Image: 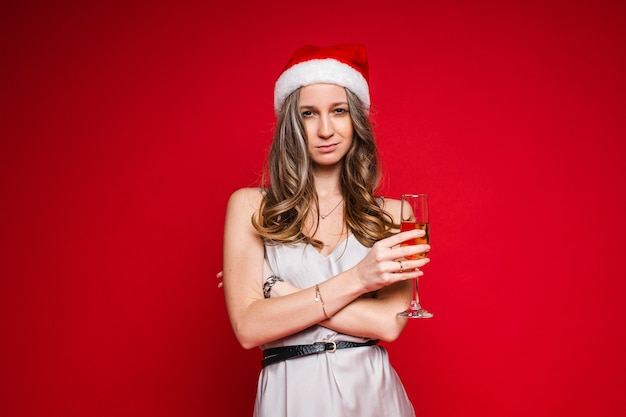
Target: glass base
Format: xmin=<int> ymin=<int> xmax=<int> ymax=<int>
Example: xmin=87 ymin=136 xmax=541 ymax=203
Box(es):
xmin=397 ymin=302 xmax=434 ymax=319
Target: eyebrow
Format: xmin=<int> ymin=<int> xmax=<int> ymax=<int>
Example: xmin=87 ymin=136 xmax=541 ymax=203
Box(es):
xmin=299 ymin=102 xmax=349 ymax=109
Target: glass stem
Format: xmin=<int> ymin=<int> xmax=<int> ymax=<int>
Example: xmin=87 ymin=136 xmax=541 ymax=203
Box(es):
xmin=412 ymin=277 xmax=421 ymax=310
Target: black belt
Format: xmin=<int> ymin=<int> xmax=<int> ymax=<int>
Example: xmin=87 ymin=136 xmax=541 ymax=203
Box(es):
xmin=262 ymin=339 xmax=379 ymax=367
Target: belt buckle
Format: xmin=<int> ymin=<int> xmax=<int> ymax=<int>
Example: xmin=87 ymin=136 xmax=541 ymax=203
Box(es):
xmin=315 ymin=340 xmax=337 ymax=353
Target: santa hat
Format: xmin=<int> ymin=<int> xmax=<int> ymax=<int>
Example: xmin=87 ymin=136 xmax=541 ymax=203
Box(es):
xmin=273 ymin=43 xmax=371 ymax=115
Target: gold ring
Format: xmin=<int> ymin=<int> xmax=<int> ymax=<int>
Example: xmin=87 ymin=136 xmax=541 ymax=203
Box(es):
xmin=397 ymin=260 xmax=404 ymax=272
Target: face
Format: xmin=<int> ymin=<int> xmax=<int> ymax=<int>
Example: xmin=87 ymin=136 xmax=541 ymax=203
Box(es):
xmin=299 ymin=83 xmax=354 ymax=168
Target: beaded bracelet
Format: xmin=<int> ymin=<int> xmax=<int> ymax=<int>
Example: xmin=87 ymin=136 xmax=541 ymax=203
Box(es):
xmin=263 ymin=275 xmax=283 ymax=299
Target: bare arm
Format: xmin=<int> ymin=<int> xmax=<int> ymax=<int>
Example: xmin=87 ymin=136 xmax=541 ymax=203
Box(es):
xmin=270 ymin=279 xmax=419 ymax=342
xmin=267 ymin=198 xmax=430 ymax=341
xmin=223 ymin=187 xmax=362 ymax=348
xmin=223 ymin=189 xmax=429 ymax=349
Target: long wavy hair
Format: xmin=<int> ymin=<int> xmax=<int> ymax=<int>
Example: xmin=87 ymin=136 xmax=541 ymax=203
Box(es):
xmin=252 ymin=87 xmax=396 ymax=249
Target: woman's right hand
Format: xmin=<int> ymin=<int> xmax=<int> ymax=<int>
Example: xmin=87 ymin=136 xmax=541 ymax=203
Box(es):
xmin=354 ymin=229 xmax=430 ymax=293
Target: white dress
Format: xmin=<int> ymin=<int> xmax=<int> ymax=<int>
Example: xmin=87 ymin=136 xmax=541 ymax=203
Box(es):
xmin=254 ymin=234 xmax=415 ymax=417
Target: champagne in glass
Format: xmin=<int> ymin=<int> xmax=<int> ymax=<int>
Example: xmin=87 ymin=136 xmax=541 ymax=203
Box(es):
xmin=400 ymin=222 xmax=430 ymax=258
xmin=397 ymin=193 xmax=433 ymax=319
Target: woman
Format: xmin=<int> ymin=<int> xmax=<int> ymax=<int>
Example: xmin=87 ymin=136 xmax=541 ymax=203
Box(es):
xmin=222 ymin=44 xmax=431 ymax=417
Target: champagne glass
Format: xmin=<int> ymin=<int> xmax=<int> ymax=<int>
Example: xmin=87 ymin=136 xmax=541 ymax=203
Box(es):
xmin=397 ymin=193 xmax=433 ymax=319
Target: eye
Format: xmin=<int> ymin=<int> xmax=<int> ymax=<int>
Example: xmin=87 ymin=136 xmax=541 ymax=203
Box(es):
xmin=334 ymin=107 xmax=349 ymax=115
xmin=301 ymin=110 xmax=313 ymax=118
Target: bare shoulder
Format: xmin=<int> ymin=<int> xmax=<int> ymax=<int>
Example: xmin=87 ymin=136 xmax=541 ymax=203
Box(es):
xmin=380 ymin=196 xmax=402 ymax=223
xmin=228 ymin=187 xmax=264 ymax=205
xmin=226 ymin=187 xmax=264 ymax=218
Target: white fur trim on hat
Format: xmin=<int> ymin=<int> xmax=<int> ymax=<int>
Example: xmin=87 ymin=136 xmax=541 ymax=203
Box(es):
xmin=273 ymin=58 xmax=370 ymax=114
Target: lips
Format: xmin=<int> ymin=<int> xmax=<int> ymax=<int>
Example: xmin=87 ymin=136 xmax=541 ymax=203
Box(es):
xmin=317 ymin=143 xmax=338 ymax=153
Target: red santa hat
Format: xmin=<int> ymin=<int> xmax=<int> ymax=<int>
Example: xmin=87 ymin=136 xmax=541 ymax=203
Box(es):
xmin=273 ymin=43 xmax=371 ymax=115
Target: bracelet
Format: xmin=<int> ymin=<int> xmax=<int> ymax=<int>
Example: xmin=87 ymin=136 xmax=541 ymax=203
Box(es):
xmin=263 ymin=275 xmax=283 ymax=298
xmin=314 ymin=283 xmax=332 ymax=319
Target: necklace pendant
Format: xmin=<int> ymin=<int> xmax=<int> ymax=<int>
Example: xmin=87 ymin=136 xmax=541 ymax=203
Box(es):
xmin=319 ymin=198 xmax=343 ymax=220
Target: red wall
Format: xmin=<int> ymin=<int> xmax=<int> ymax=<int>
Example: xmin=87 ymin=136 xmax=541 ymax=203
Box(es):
xmin=2 ymin=1 xmax=625 ymax=416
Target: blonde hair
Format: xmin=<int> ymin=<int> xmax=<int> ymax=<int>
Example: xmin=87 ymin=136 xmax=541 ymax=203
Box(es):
xmin=253 ymin=88 xmax=395 ymax=249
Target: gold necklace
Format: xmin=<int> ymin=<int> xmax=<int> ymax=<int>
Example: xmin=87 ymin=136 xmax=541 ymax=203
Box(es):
xmin=319 ymin=199 xmax=344 ymax=219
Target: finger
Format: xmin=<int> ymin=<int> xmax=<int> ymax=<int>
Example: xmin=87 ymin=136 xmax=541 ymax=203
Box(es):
xmin=382 ymin=229 xmax=426 ymax=248
xmin=391 ymin=263 xmax=425 ymax=278
xmin=403 ymin=257 xmax=431 ymax=271
xmin=394 ymin=244 xmax=431 ymax=260
xmin=393 ymin=257 xmax=430 ymax=273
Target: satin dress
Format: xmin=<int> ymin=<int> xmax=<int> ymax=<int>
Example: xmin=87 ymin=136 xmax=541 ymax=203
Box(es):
xmin=254 ymin=234 xmax=415 ymax=417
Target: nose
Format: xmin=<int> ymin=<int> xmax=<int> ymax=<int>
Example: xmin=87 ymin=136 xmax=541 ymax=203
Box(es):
xmin=317 ymin=114 xmax=335 ymax=139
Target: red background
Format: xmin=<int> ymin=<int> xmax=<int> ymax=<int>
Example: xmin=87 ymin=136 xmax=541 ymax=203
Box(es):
xmin=2 ymin=1 xmax=625 ymax=416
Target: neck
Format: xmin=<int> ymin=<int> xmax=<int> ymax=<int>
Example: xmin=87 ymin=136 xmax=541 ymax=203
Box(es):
xmin=312 ymin=163 xmax=342 ymax=198
xmin=313 ymin=179 xmax=342 ymax=201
